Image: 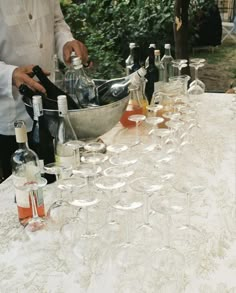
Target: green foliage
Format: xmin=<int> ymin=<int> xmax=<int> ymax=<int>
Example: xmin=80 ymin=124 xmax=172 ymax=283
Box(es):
xmin=60 ymin=0 xmax=216 ymax=79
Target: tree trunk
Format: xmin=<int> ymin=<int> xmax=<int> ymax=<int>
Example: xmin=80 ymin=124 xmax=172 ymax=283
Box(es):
xmin=174 ymin=0 xmax=191 ymax=76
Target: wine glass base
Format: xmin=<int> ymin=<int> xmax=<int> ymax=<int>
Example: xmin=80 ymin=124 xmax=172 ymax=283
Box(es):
xmin=25 ymin=218 xmax=46 ymax=233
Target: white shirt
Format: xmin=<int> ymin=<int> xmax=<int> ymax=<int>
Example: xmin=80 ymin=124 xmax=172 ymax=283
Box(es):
xmin=0 ymin=0 xmax=74 ymax=135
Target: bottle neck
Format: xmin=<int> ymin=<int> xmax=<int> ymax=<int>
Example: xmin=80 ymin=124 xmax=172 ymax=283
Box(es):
xmin=164 ymin=48 xmax=171 ymax=56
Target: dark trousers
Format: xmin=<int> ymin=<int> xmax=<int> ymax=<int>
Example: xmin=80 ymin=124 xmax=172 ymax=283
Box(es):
xmin=0 ymin=133 xmax=32 ymax=182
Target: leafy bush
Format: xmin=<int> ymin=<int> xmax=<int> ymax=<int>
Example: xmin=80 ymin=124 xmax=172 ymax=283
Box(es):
xmin=61 ymin=0 xmax=216 ymax=79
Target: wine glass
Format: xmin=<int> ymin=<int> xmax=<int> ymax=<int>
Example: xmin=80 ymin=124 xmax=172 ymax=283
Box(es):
xmin=84 ymin=141 xmax=106 ymax=153
xmin=171 ymin=59 xmax=188 ymax=76
xmin=65 ymin=140 xmax=85 ymax=168
xmin=15 ymin=177 xmax=47 ymax=233
xmin=44 ymin=162 xmax=72 ymax=222
xmin=107 ymin=143 xmax=136 ymax=166
xmin=95 ymin=176 xmax=126 ymax=226
xmin=172 ymin=172 xmax=207 ymax=253
xmin=188 ymin=58 xmax=206 ymax=95
xmin=128 ymin=114 xmax=146 ymax=145
xmin=129 ymin=177 xmax=162 ymax=229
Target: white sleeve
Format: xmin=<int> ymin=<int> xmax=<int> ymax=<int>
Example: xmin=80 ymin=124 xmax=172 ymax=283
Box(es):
xmin=54 ymin=0 xmax=74 ymax=63
xmin=0 ymin=61 xmax=17 ymax=98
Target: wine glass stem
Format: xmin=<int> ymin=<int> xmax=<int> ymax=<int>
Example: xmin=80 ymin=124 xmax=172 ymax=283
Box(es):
xmin=84 ymin=207 xmax=89 ymax=235
xmin=125 ymin=211 xmax=131 ymax=244
xmin=30 ymin=190 xmax=39 ymax=219
xmin=186 ymin=192 xmax=191 ymax=227
xmin=165 ymin=212 xmax=171 ymax=247
xmin=195 ymin=67 xmax=199 ymax=81
xmin=135 ymin=121 xmax=139 ymax=144
xmin=143 ymin=193 xmax=150 ymax=225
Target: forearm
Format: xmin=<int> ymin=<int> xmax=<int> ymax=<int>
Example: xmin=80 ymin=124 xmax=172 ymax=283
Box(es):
xmin=0 ymin=61 xmax=17 ymax=98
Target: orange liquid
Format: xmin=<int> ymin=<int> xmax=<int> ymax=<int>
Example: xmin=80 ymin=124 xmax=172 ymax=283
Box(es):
xmin=17 ymin=195 xmax=45 ymax=226
xmin=120 ymin=104 xmax=143 ymax=128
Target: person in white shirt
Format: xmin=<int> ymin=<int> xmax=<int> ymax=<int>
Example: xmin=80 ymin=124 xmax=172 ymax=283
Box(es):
xmin=0 ymin=0 xmax=88 ymax=180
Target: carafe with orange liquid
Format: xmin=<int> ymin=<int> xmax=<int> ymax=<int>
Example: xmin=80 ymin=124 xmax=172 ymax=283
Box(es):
xmin=120 ymin=81 xmax=149 ymax=128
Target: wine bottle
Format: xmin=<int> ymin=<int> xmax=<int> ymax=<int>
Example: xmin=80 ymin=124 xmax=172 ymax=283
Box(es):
xmin=32 ymin=65 xmax=79 ymax=110
xmin=55 ymin=95 xmax=80 ymax=168
xmin=11 ymin=120 xmax=45 ymax=226
xmin=97 ymin=67 xmax=147 ymax=106
xmin=72 ymin=57 xmax=97 ymax=107
xmin=130 ymin=45 xmax=141 ymax=74
xmin=30 ymin=95 xmax=56 ymax=184
xmin=160 ymin=44 xmax=174 ymax=82
xmin=19 ymin=84 xmax=57 ymax=110
xmin=145 ymin=43 xmax=156 ymax=68
xmin=145 ymin=46 xmax=159 ymax=103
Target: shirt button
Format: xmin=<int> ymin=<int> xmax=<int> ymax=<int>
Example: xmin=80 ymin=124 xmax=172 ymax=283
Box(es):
xmin=39 ymin=43 xmax=43 ymax=49
xmin=28 ymin=13 xmax=33 ymax=20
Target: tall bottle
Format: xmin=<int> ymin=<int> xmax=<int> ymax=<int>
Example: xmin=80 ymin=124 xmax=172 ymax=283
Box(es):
xmin=63 ymin=52 xmax=78 ymax=106
xmin=145 ymin=44 xmax=156 ymax=68
xmin=160 ymin=44 xmax=174 ymax=82
xmin=72 ymin=57 xmax=97 ymax=107
xmin=130 ymin=45 xmax=141 ymax=74
xmin=97 ymin=67 xmax=147 ymax=106
xmin=145 ymin=45 xmax=159 ymax=104
xmin=11 ymin=120 xmax=45 ymax=226
xmin=154 ymin=49 xmax=164 ymax=82
xmin=32 ymin=65 xmax=79 ymax=110
xmin=125 ymin=42 xmax=136 ymax=76
xmin=55 ymin=95 xmax=80 ymax=168
xmin=30 ymin=95 xmax=56 ymax=184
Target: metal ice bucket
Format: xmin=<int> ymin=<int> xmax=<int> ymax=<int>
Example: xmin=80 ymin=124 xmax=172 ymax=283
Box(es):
xmin=23 ymin=94 xmax=129 ymax=140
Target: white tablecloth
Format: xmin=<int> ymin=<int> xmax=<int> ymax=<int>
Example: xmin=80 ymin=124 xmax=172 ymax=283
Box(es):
xmin=0 ymin=93 xmax=236 ymax=293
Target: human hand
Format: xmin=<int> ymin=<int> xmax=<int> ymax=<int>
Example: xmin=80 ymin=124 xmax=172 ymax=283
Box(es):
xmin=12 ymin=65 xmax=50 ymax=94
xmin=63 ymin=40 xmax=88 ymax=65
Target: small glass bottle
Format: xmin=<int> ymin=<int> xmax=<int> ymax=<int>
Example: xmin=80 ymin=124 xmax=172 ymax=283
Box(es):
xmin=55 ymin=95 xmax=80 ymax=168
xmin=125 ymin=42 xmax=136 ymax=76
xmin=160 ymin=44 xmax=174 ymax=82
xmin=11 ymin=120 xmax=45 ymax=226
xmin=72 ymin=57 xmax=97 ymax=107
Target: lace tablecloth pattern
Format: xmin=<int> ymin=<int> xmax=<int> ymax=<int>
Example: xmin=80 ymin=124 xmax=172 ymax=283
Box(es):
xmin=0 ymin=93 xmax=236 ymax=293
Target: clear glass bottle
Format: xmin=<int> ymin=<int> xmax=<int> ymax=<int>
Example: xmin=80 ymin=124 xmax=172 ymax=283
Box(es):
xmin=11 ymin=120 xmax=45 ymax=226
xmin=72 ymin=57 xmax=97 ymax=107
xmin=31 ymin=95 xmax=56 ymax=184
xmin=63 ymin=52 xmax=78 ymax=106
xmin=125 ymin=42 xmax=136 ymax=76
xmin=160 ymin=44 xmax=174 ymax=82
xmin=154 ymin=49 xmax=164 ymax=82
xmin=55 ymin=95 xmax=80 ymax=168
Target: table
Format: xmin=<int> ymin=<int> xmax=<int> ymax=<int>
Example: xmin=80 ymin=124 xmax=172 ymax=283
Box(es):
xmin=0 ymin=93 xmax=236 ymax=293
